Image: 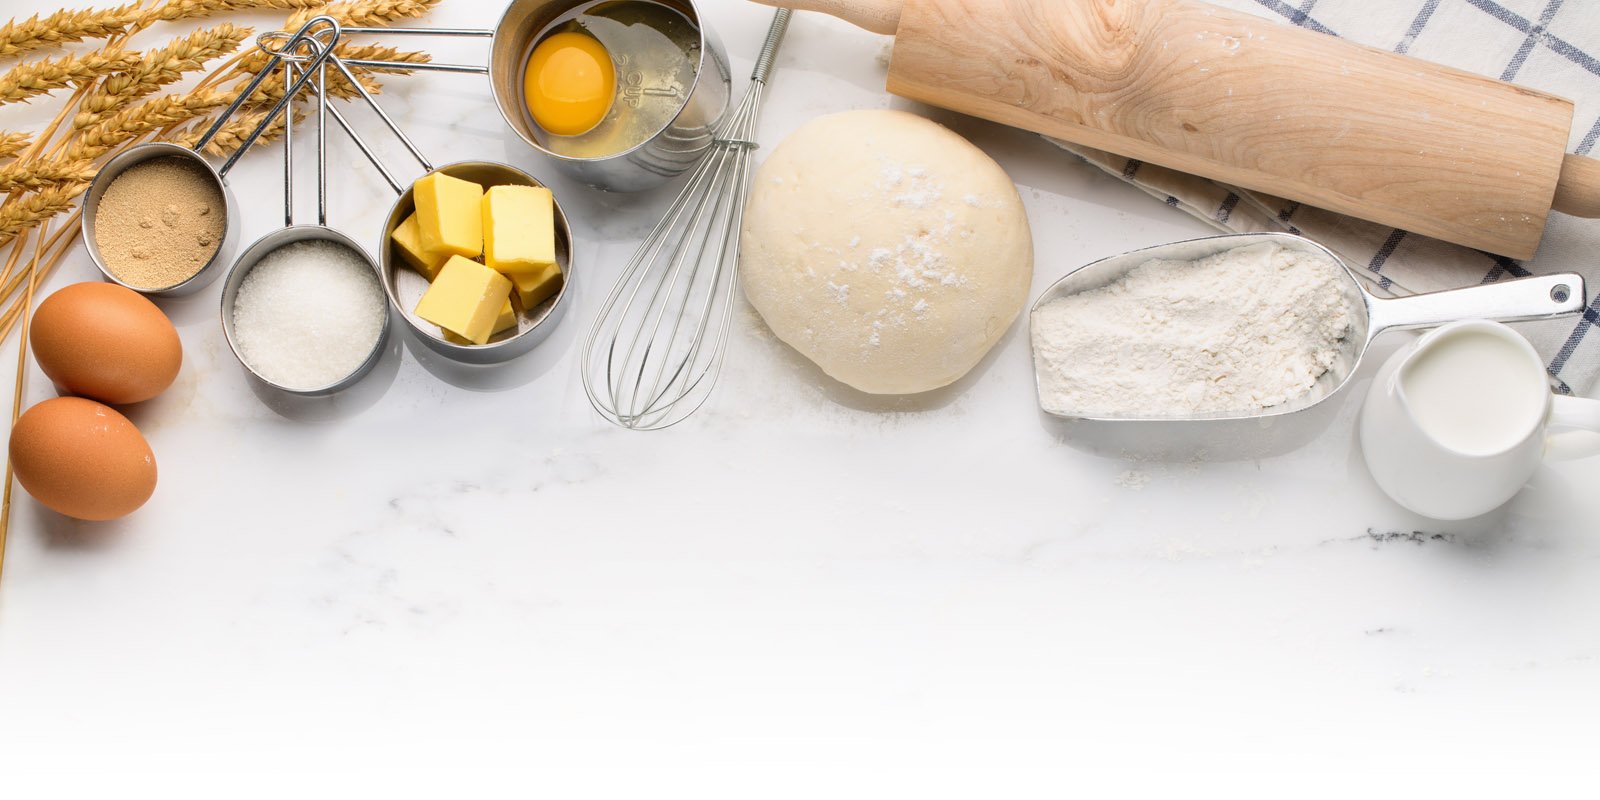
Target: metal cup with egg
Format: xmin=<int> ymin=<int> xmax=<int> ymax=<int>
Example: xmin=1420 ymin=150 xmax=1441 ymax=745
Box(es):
xmin=337 ymin=0 xmax=731 ymax=192
xmin=505 ymin=0 xmax=732 ymax=190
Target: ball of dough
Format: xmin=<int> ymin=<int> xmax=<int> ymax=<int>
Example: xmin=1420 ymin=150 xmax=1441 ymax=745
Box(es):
xmin=739 ymin=110 xmax=1032 ymax=395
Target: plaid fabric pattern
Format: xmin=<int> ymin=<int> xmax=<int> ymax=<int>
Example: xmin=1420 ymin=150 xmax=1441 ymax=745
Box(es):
xmin=1052 ymin=0 xmax=1600 ymax=395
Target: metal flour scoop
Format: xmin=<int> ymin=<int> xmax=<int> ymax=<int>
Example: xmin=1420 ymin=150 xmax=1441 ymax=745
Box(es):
xmin=1030 ymin=232 xmax=1586 ymax=459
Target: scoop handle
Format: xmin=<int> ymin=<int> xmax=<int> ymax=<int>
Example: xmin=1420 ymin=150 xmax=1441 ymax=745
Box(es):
xmin=750 ymin=0 xmax=901 ymax=34
xmin=1366 ymin=273 xmax=1586 ymax=335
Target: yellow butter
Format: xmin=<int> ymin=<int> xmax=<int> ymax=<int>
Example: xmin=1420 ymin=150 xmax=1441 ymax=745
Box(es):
xmin=494 ymin=297 xmax=518 ymax=334
xmin=444 ymin=299 xmax=517 ymax=344
xmin=483 ymin=185 xmax=557 ymax=275
xmin=414 ymin=256 xmax=512 ymax=345
xmin=390 ymin=212 xmax=450 ymax=280
xmin=413 ymin=172 xmax=484 ymax=260
xmin=510 ymin=262 xmax=563 ymax=310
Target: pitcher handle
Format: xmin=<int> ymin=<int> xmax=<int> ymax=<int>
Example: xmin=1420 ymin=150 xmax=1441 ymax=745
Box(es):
xmin=1545 ymin=395 xmax=1600 ymax=460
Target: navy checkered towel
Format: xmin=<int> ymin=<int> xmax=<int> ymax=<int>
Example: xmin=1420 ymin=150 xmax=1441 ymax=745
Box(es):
xmin=1053 ymin=0 xmax=1600 ymax=396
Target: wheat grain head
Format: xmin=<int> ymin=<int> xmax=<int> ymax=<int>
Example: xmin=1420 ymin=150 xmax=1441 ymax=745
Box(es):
xmin=138 ymin=0 xmax=326 ymax=28
xmin=286 ymin=0 xmax=443 ymax=31
xmin=73 ymin=23 xmax=249 ymax=129
xmin=0 ymin=48 xmax=142 ymax=106
xmin=0 ymin=132 xmax=29 ymax=160
xmin=0 ymin=182 xmax=88 ymax=246
xmin=66 ymin=87 xmax=236 ymax=162
xmin=0 ymin=4 xmax=142 ymax=61
xmin=0 ymin=158 xmax=97 ymax=194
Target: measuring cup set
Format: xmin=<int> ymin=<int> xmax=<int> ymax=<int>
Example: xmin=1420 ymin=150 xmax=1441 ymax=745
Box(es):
xmin=80 ymin=0 xmax=749 ymax=398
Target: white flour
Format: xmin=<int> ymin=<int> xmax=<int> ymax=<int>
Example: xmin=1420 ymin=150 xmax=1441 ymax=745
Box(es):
xmin=1031 ymin=242 xmax=1354 ymax=416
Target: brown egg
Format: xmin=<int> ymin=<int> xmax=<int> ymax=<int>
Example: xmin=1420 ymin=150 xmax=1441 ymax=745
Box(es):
xmin=30 ymin=282 xmax=182 ymax=404
xmin=9 ymin=397 xmax=157 ymax=521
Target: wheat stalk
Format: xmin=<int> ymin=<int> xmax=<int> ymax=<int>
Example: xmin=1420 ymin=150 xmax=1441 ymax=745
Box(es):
xmin=73 ymin=24 xmax=249 ymax=129
xmin=286 ymin=0 xmax=442 ymax=31
xmin=14 ymin=84 xmax=244 ymax=207
xmin=181 ymin=105 xmax=302 ymax=156
xmin=0 ymin=159 xmax=95 ymax=193
xmin=0 ymin=47 xmax=142 ymax=106
xmin=332 ymin=44 xmax=431 ymax=73
xmin=0 ymin=183 xmax=88 ymax=247
xmin=142 ymin=0 xmax=313 ymax=25
xmin=234 ymin=53 xmax=409 ymax=106
xmin=233 ymin=49 xmax=430 ymax=92
xmin=65 ymin=87 xmax=236 ymax=162
xmin=236 ymin=0 xmax=441 ymax=78
xmin=138 ymin=0 xmax=326 ymax=28
xmin=0 ymin=4 xmax=142 ymax=61
xmin=0 ymin=132 xmax=28 ymax=161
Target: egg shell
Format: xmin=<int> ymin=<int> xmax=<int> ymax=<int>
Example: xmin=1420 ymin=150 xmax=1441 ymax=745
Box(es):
xmin=30 ymin=282 xmax=182 ymax=404
xmin=9 ymin=396 xmax=157 ymax=521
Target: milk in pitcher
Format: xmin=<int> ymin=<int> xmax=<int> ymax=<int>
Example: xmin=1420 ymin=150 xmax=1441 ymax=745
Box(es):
xmin=1399 ymin=327 xmax=1546 ymax=455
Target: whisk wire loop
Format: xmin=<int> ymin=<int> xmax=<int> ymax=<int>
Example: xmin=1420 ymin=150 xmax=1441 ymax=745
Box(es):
xmin=581 ymin=10 xmax=789 ymax=431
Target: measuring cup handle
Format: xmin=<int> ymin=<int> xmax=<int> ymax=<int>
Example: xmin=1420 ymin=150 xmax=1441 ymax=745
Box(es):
xmin=1546 ymin=395 xmax=1600 ymax=461
xmin=1367 ymin=273 xmax=1587 ymax=333
xmin=336 ymin=26 xmax=491 ymax=74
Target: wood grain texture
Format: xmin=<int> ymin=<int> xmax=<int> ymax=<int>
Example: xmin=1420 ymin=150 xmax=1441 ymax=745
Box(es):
xmin=1554 ymin=154 xmax=1600 ymax=219
xmin=884 ymin=0 xmax=1576 ymax=258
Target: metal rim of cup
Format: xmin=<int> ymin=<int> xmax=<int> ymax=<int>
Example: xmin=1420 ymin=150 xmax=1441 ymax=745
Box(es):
xmin=218 ymin=225 xmax=393 ymax=396
xmin=377 ymin=160 xmax=575 ymax=365
xmin=80 ymin=141 xmax=236 ymax=298
xmin=486 ymin=0 xmax=730 ymax=173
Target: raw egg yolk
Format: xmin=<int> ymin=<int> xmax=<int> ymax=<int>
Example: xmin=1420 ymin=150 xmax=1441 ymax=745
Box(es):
xmin=524 ymin=31 xmax=615 ymax=137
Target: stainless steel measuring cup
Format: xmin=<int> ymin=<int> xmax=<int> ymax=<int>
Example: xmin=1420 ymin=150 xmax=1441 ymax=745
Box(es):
xmin=1029 ymin=232 xmax=1587 ymax=458
xmin=218 ymin=22 xmax=392 ymax=396
xmin=80 ymin=141 xmax=236 ymax=297
xmin=324 ymin=0 xmax=731 ymax=191
xmin=80 ymin=17 xmax=350 ymax=298
xmin=259 ymin=31 xmax=576 ymax=365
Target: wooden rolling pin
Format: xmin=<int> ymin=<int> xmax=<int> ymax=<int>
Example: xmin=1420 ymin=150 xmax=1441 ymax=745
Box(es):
xmin=754 ymin=0 xmax=1600 ymax=259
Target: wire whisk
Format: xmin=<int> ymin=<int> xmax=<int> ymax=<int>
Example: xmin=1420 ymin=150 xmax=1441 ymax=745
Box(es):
xmin=582 ymin=9 xmax=791 ymax=430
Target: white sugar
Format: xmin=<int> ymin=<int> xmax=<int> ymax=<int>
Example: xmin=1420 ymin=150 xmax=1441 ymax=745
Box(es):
xmin=231 ymin=239 xmax=387 ymax=391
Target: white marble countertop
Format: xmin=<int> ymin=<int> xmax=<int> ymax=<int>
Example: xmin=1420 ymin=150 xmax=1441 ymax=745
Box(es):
xmin=2 ymin=0 xmax=1598 ymax=793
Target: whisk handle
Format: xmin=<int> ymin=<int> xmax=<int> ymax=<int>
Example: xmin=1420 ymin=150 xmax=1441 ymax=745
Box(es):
xmin=751 ymin=9 xmax=792 ymax=84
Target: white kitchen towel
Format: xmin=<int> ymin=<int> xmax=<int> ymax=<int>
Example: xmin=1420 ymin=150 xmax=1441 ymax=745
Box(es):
xmin=1051 ymin=0 xmax=1600 ymax=395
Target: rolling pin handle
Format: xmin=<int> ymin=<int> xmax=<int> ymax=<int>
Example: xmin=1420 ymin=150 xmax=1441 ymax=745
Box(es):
xmin=1553 ymin=153 xmax=1600 ymax=218
xmin=747 ymin=0 xmax=902 ymax=35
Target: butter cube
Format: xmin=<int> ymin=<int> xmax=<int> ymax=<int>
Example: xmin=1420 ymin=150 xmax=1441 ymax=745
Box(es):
xmin=413 ymin=172 xmax=483 ymax=260
xmin=483 ymin=185 xmax=557 ymax=275
xmin=414 ymin=256 xmax=512 ymax=345
xmin=390 ymin=212 xmax=450 ymax=280
xmin=510 ymin=262 xmax=563 ymax=309
xmin=444 ymin=299 xmax=517 ymax=344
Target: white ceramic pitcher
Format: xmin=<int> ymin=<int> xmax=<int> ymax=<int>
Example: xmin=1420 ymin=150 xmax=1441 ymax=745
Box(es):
xmin=1359 ymin=320 xmax=1600 ymax=520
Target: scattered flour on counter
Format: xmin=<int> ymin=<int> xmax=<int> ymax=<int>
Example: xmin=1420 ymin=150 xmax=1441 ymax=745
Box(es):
xmin=1031 ymin=242 xmax=1354 ymax=416
xmin=1114 ymin=469 xmax=1151 ymax=490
